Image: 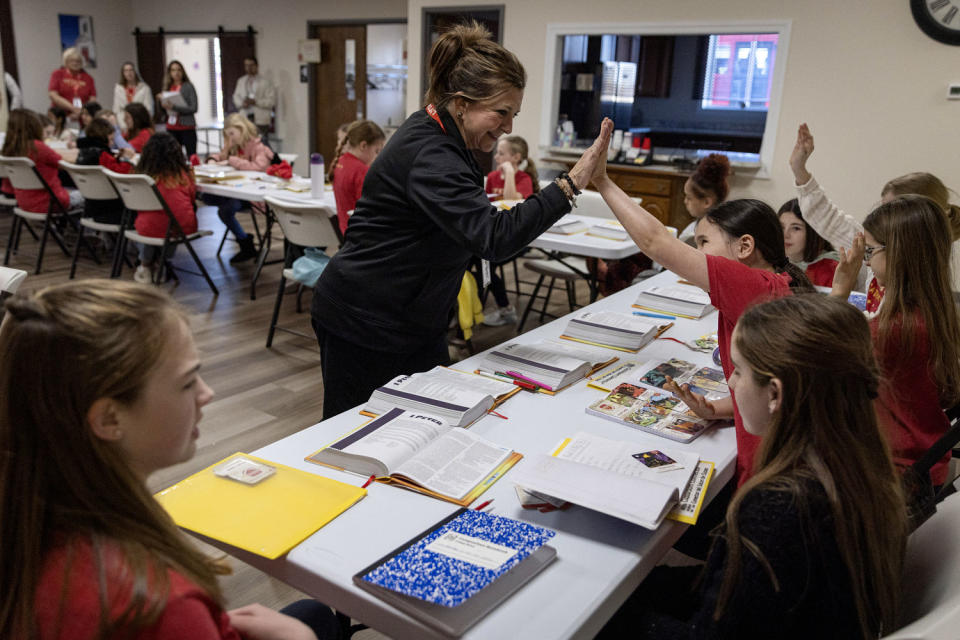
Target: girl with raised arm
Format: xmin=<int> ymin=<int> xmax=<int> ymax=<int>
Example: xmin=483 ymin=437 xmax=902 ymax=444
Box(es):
xmin=790 ymin=122 xmax=960 ymax=310
xmin=831 ymin=195 xmax=960 ymax=489
xmin=591 ymin=118 xmax=813 ymax=485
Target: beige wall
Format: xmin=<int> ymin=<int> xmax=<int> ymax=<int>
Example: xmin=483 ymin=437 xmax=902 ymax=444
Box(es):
xmin=129 ymin=0 xmax=406 ymax=165
xmin=12 ymin=0 xmax=960 ymax=220
xmin=11 ymin=0 xmax=135 ymax=116
xmin=408 ymin=0 xmax=960 ymax=221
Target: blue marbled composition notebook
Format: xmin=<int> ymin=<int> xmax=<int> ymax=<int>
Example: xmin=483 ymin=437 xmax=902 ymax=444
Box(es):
xmin=359 ymin=509 xmax=556 ymax=607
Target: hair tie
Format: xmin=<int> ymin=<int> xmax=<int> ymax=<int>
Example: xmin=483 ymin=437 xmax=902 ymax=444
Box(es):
xmin=4 ymin=298 xmax=47 ymax=323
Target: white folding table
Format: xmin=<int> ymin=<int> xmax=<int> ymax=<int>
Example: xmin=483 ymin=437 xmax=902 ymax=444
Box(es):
xmin=187 ymin=269 xmax=735 ymax=640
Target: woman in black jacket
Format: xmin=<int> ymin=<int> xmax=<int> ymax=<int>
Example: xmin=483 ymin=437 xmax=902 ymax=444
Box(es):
xmin=311 ymin=22 xmax=610 ymax=418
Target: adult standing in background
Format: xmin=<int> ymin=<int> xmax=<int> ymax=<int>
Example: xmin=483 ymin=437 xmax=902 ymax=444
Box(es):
xmin=232 ymin=56 xmax=275 ymax=138
xmin=158 ymin=60 xmax=198 ymax=157
xmin=310 ymin=22 xmax=610 ymax=419
xmin=112 ymin=62 xmax=154 ymax=127
xmin=48 ymin=48 xmax=97 ymax=124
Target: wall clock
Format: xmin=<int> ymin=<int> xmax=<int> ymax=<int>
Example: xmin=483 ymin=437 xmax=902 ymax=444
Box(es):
xmin=911 ymin=0 xmax=960 ymax=44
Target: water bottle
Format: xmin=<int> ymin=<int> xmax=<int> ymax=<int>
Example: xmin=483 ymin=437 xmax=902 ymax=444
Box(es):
xmin=310 ymin=153 xmax=324 ymax=199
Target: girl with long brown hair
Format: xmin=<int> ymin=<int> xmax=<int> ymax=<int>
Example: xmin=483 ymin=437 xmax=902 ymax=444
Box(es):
xmin=600 ymin=294 xmax=908 ymax=639
xmin=591 ymin=117 xmax=813 ymax=487
xmin=0 ymin=280 xmax=340 ymax=639
xmin=833 ymin=195 xmax=960 ymax=488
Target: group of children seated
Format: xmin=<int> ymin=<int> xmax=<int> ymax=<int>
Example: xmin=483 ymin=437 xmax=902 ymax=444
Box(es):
xmin=0 ymin=106 xmax=284 ymax=282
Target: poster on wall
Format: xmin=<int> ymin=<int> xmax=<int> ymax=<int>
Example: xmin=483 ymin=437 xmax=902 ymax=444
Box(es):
xmin=59 ymin=15 xmax=97 ymax=68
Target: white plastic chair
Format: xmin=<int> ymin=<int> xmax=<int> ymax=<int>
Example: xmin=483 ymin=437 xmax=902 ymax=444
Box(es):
xmin=884 ymin=489 xmax=960 ymax=638
xmin=0 ymin=155 xmax=87 ymax=274
xmin=0 ymin=163 xmax=16 ymax=208
xmin=103 ymin=169 xmax=219 ymax=296
xmin=263 ymin=196 xmax=340 ymax=347
xmin=58 ymin=161 xmax=133 ymax=279
xmin=0 ymin=266 xmax=26 ymax=321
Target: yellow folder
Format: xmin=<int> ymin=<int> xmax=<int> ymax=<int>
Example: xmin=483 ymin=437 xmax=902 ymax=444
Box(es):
xmin=155 ymin=452 xmax=366 ymax=559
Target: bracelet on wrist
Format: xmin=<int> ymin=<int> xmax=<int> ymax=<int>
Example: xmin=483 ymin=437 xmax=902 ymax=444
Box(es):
xmin=554 ymin=177 xmax=578 ymax=208
xmin=560 ymin=172 xmax=582 ymax=196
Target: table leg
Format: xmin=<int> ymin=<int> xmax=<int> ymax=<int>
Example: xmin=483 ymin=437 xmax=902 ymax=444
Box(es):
xmin=249 ymin=207 xmax=275 ymax=301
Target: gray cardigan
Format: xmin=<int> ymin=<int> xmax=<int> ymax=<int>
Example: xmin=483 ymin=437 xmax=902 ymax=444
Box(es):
xmin=167 ymin=81 xmax=198 ymax=127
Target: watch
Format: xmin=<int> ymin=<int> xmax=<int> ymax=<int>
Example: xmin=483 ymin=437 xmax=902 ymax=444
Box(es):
xmin=911 ymin=0 xmax=960 ymax=45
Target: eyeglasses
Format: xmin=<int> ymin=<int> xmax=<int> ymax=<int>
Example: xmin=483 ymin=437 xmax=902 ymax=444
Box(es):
xmin=863 ymin=244 xmax=886 ymax=262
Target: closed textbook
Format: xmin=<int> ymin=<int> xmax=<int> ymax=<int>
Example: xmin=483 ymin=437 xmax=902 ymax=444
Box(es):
xmin=155 ymin=452 xmax=366 ymax=559
xmin=355 ymin=509 xmax=557 ymax=637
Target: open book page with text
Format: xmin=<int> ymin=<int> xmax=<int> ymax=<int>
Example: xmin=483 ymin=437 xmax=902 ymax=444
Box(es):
xmin=308 ymin=410 xmax=449 ymax=477
xmin=512 ymin=431 xmax=700 ymax=529
xmin=393 ymin=428 xmax=516 ymax=501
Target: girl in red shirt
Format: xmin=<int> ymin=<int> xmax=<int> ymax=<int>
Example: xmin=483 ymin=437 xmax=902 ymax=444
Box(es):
xmin=329 ymin=119 xmax=385 ymax=235
xmin=833 ymin=195 xmax=960 ymax=489
xmin=778 ymin=198 xmax=838 ymax=287
xmin=0 ymin=108 xmax=82 ymax=213
xmin=590 ymin=118 xmax=814 ymax=487
xmin=486 ymin=135 xmax=539 ymax=201
xmin=123 ymin=102 xmax=154 ymax=152
xmin=133 ymin=132 xmax=200 ymax=283
xmin=0 ymin=280 xmax=340 ymax=640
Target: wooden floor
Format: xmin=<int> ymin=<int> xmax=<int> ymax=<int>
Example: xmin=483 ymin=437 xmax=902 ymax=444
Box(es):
xmin=2 ymin=204 xmax=592 ymax=636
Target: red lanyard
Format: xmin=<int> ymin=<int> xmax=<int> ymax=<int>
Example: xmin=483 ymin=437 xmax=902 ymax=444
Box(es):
xmin=425 ymin=104 xmax=446 ymax=133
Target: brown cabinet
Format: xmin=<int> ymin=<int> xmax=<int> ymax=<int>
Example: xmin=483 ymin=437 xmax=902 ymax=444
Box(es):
xmin=544 ymin=158 xmax=692 ymax=230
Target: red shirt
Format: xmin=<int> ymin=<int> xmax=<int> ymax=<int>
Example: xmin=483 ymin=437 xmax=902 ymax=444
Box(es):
xmin=48 ymin=67 xmax=96 ymax=106
xmin=135 ymin=172 xmax=198 ymax=238
xmin=96 ymin=151 xmax=133 ymax=175
xmin=126 ymin=128 xmax=153 ymax=153
xmin=332 ymin=151 xmax=369 ymax=234
xmin=867 ymin=277 xmax=884 ymax=314
xmin=125 ymin=85 xmax=136 ymax=102
xmin=14 ymin=140 xmax=70 ymax=213
xmin=805 ymin=256 xmax=839 ymax=288
xmin=872 ymin=315 xmax=951 ymax=485
xmin=485 ymin=169 xmax=534 ymax=200
xmin=35 ymin=536 xmax=240 ymax=640
xmin=707 ymin=254 xmax=793 ymax=485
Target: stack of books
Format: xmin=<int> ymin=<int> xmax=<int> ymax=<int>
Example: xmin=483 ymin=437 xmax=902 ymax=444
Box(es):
xmin=633 ymin=283 xmax=714 ymax=319
xmin=483 ymin=341 xmax=618 ymax=392
xmin=363 ymin=367 xmax=519 ymax=427
xmin=561 ymin=310 xmax=659 ymax=352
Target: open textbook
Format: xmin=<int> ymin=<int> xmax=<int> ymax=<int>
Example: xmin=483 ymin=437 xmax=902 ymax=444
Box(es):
xmin=512 ymin=432 xmax=701 ymax=529
xmin=362 ymin=367 xmax=520 ymax=427
xmin=307 ymin=409 xmax=521 ymax=506
xmin=483 ymin=340 xmax=618 ymax=392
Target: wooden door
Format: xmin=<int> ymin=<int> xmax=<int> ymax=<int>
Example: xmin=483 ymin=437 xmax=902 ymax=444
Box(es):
xmin=309 ymin=25 xmax=366 ymax=165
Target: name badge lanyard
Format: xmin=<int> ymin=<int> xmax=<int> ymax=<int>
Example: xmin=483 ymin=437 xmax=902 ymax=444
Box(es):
xmin=426 ymin=104 xmax=491 ymax=289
